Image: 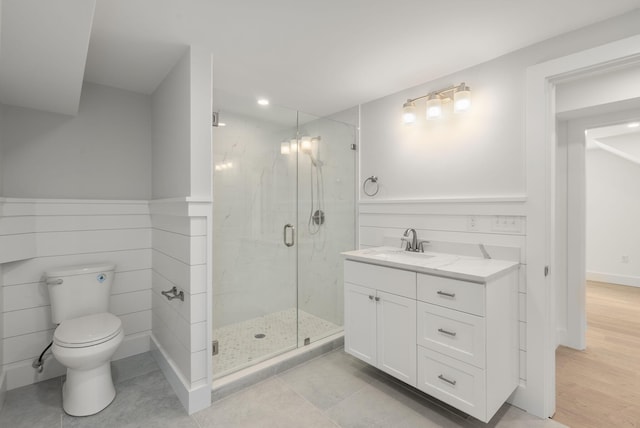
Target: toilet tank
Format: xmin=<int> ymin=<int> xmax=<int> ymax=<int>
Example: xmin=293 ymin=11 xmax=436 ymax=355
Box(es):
xmin=45 ymin=264 xmax=116 ymax=324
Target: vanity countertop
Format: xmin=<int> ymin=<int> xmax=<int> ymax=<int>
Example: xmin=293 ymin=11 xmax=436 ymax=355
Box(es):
xmin=342 ymin=246 xmax=519 ymax=283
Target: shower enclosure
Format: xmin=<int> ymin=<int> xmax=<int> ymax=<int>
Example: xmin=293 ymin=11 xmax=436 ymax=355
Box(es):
xmin=211 ymin=92 xmax=356 ymax=378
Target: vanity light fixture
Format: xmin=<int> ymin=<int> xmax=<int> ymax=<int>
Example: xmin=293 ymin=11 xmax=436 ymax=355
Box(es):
xmin=300 ymin=136 xmax=312 ymax=153
xmin=281 ymin=141 xmax=291 ymax=154
xmin=402 ymin=82 xmax=471 ymax=123
xmin=281 ymin=136 xmax=321 ymax=156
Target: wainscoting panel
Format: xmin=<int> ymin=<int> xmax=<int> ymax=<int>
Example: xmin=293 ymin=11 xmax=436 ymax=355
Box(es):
xmin=0 ymin=198 xmax=152 ymax=390
xmin=149 ymin=198 xmax=211 ymax=414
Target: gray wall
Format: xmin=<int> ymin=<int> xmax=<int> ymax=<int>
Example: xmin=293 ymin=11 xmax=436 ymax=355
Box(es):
xmin=151 ymin=48 xmax=191 ymax=199
xmin=1 ymin=83 xmax=152 ymax=199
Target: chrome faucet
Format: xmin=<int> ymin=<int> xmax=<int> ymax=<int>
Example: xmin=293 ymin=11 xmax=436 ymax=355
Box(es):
xmin=401 ymin=228 xmax=430 ymax=252
xmin=401 ymin=228 xmax=418 ymax=252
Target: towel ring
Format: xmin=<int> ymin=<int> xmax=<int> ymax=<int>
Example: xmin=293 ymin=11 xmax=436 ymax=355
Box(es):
xmin=363 ymin=176 xmax=379 ymax=197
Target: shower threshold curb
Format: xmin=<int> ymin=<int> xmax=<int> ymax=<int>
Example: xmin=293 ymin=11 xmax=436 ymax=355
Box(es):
xmin=211 ymin=332 xmax=344 ymax=402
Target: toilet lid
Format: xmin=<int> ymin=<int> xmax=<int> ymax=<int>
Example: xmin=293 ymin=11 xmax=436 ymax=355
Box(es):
xmin=54 ymin=312 xmax=122 ymax=348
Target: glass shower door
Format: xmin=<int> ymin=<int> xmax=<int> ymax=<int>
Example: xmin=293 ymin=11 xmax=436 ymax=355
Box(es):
xmin=212 ymin=92 xmax=299 ymax=378
xmin=296 ymin=113 xmax=356 ymax=345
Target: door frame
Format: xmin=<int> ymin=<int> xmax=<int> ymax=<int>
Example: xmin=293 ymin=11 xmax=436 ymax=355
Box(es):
xmin=523 ymin=34 xmax=640 ymax=418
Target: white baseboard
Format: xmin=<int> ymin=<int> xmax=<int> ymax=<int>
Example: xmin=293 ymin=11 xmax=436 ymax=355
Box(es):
xmin=586 ymin=271 xmax=640 ymax=288
xmin=150 ymin=334 xmax=210 ymax=415
xmin=3 ymin=332 xmax=150 ymax=391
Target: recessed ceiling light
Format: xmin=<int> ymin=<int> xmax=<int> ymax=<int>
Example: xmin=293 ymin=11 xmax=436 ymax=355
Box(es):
xmin=627 ymin=122 xmax=640 ymax=128
xmin=257 ymin=98 xmax=269 ymax=106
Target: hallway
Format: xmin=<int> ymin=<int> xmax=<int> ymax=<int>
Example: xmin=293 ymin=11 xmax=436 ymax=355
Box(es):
xmin=555 ymin=281 xmax=640 ymax=427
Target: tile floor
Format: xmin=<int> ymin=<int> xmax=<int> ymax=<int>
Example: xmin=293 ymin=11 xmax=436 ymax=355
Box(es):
xmin=213 ymin=308 xmax=341 ymax=377
xmin=0 ymin=349 xmax=566 ymax=428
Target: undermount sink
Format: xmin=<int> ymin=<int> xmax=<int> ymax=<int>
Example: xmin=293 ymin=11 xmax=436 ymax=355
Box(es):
xmin=360 ymin=247 xmax=435 ymax=261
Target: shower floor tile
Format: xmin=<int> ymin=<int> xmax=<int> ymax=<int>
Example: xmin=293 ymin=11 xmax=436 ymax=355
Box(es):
xmin=213 ymin=308 xmax=341 ymax=377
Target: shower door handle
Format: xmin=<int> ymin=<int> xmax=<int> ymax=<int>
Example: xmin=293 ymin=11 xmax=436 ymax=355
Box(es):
xmin=283 ymin=224 xmax=295 ymax=247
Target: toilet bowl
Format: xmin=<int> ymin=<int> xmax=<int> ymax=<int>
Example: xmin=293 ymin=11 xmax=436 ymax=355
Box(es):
xmin=51 ymin=312 xmax=124 ymax=416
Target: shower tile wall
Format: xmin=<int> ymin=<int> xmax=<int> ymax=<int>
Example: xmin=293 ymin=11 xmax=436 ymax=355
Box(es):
xmin=296 ymin=117 xmax=355 ymax=327
xmin=212 ymin=110 xmax=355 ymax=330
xmin=213 ymin=111 xmax=297 ymax=328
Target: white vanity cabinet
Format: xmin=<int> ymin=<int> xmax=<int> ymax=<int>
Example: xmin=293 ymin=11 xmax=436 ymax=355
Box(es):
xmin=344 ymin=261 xmax=417 ymax=386
xmin=415 ymin=271 xmax=518 ymax=422
xmin=343 ymin=251 xmax=518 ymax=423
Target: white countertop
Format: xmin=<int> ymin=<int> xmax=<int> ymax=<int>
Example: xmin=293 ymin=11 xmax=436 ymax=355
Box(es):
xmin=342 ymin=246 xmax=519 ymax=283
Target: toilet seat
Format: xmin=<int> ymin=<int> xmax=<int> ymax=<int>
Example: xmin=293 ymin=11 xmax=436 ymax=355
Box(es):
xmin=54 ymin=312 xmax=122 ymax=348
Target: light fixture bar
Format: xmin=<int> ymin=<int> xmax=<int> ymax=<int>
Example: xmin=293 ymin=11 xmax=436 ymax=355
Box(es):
xmin=402 ymin=82 xmax=471 ymax=123
xmin=405 ymin=83 xmax=467 ymax=104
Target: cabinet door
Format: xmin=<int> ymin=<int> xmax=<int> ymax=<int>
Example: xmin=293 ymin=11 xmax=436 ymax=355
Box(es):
xmin=344 ymin=282 xmax=377 ymax=365
xmin=376 ymin=291 xmax=417 ymax=386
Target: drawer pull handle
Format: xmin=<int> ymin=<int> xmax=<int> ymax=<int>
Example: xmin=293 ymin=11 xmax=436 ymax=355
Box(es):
xmin=438 ymin=374 xmax=457 ymax=386
xmin=437 ymin=291 xmax=456 ymax=298
xmin=438 ymin=328 xmax=457 ymax=337
xmin=369 ymin=295 xmax=374 ymax=300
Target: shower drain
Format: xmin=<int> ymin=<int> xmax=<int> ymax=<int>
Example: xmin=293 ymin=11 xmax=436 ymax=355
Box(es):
xmin=254 ymin=333 xmax=266 ymax=339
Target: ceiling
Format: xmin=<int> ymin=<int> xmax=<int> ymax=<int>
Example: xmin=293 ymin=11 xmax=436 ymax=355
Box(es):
xmin=586 ymin=121 xmax=640 ymax=164
xmin=2 ymin=1 xmax=640 ymax=116
xmin=0 ymin=0 xmax=95 ymax=115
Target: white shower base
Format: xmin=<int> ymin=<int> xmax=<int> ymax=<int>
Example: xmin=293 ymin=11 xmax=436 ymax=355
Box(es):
xmin=212 ymin=308 xmax=341 ymax=378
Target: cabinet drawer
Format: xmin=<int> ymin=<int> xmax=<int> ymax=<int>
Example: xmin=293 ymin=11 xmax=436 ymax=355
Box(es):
xmin=417 ymin=346 xmax=486 ymax=421
xmin=417 ymin=302 xmax=485 ymax=368
xmin=417 ymin=274 xmax=484 ymax=316
xmin=345 ymin=260 xmax=416 ymax=298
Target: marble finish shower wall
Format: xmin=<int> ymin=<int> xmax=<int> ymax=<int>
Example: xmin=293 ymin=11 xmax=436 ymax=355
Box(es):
xmin=212 ymin=111 xmax=356 ymax=329
xmin=296 ymin=118 xmax=356 ymax=327
xmin=213 ymin=112 xmax=297 ymax=328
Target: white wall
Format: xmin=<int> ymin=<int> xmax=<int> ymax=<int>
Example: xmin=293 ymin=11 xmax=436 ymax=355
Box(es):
xmin=357 ymin=10 xmax=640 ymax=414
xmin=0 ymin=261 xmax=4 ymax=410
xmin=150 ymin=46 xmax=212 ymax=414
xmin=0 ymin=199 xmax=152 ymax=390
xmin=556 ymin=63 xmax=640 ymax=116
xmin=1 ymin=83 xmax=152 ymax=199
xmin=0 ymin=82 xmax=155 ymax=391
xmin=188 ymin=46 xmax=212 ymax=199
xmin=0 ymin=105 xmax=4 ymax=194
xmin=586 ymin=144 xmax=640 ymax=286
xmin=151 ymin=48 xmax=191 ymax=199
xmin=360 ymin=10 xmax=640 ymax=201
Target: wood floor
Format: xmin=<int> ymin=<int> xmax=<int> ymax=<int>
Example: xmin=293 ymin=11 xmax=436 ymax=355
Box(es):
xmin=554 ymin=281 xmax=640 ymax=428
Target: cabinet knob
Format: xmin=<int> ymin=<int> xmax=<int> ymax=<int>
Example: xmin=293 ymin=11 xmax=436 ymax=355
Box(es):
xmin=369 ymin=295 xmax=374 ymax=300
xmin=375 ymin=296 xmax=380 ymax=302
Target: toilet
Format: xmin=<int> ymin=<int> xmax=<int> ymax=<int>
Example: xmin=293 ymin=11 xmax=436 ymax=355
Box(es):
xmin=45 ymin=264 xmax=124 ymax=416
